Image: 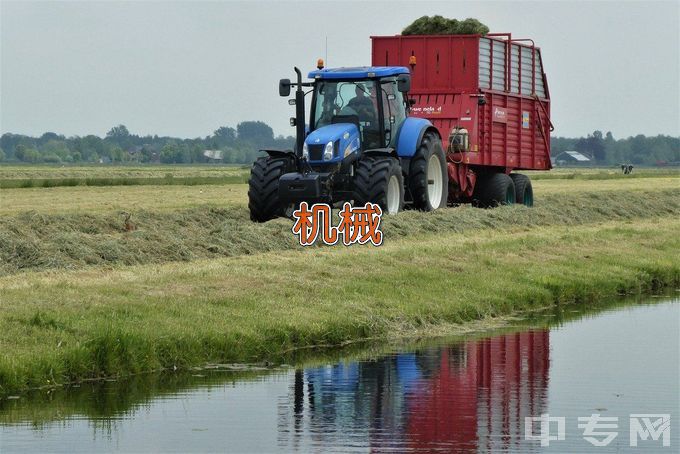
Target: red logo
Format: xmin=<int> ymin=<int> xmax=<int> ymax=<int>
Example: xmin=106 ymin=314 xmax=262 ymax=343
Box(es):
xmin=493 ymin=106 xmax=507 ymax=123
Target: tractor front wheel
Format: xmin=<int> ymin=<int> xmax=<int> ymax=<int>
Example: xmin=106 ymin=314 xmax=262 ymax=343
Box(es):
xmin=248 ymin=156 xmax=293 ymax=222
xmin=354 ymin=156 xmax=404 ymax=214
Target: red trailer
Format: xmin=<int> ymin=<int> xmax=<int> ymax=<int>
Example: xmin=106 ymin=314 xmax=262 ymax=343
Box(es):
xmin=371 ymin=33 xmax=553 ymax=205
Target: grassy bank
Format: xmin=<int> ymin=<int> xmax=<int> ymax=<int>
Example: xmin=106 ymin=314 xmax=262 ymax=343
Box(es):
xmin=1 ymin=186 xmax=678 ymax=275
xmin=0 ymin=293 xmax=658 ymax=423
xmin=1 ymin=215 xmax=679 ymax=395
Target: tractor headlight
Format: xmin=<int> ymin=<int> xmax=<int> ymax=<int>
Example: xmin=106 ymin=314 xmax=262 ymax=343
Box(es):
xmin=343 ymin=143 xmax=354 ymax=158
xmin=302 ymin=142 xmax=309 ymax=159
xmin=323 ymin=141 xmax=334 ymax=161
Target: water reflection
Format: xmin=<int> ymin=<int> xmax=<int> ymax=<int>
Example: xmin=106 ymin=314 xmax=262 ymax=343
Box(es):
xmin=279 ymin=331 xmax=550 ymax=452
xmin=1 ymin=298 xmax=678 ymax=453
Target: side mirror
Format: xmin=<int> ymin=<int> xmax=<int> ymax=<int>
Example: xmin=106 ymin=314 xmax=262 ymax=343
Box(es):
xmin=279 ymin=79 xmax=291 ymax=97
xmin=477 ymin=96 xmax=486 ymax=106
xmin=397 ymin=74 xmax=411 ymax=93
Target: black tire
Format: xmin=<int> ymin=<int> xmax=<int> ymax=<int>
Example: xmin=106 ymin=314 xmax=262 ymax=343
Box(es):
xmin=510 ymin=173 xmax=533 ymax=207
xmin=353 ymin=156 xmax=404 ymax=214
xmin=408 ymin=131 xmax=449 ymax=211
xmin=473 ymin=172 xmax=515 ymax=207
xmin=248 ymin=156 xmax=292 ymax=222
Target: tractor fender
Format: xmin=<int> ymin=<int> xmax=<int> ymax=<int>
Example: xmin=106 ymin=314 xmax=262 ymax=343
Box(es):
xmin=395 ymin=118 xmax=442 ymax=158
xmin=362 ymin=147 xmax=397 ymax=158
xmin=260 ymin=149 xmax=296 ymax=159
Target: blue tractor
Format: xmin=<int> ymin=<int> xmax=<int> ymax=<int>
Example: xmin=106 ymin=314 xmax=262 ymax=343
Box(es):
xmin=248 ymin=64 xmax=449 ymax=222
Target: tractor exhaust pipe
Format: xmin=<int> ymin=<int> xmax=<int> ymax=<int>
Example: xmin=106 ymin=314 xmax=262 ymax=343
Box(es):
xmin=294 ymin=67 xmax=305 ymax=157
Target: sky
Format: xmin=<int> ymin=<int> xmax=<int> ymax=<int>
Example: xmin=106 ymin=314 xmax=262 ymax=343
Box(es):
xmin=1 ymin=0 xmax=678 ymax=139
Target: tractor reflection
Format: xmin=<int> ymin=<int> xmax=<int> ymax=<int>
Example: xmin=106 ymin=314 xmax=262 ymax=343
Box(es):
xmin=280 ymin=330 xmax=550 ymax=451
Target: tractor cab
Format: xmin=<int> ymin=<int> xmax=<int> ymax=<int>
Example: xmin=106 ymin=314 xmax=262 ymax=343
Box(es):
xmin=305 ymin=67 xmax=411 ymax=162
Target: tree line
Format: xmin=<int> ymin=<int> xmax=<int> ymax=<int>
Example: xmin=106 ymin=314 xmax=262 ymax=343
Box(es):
xmin=0 ymin=121 xmax=294 ymax=165
xmin=0 ymin=125 xmax=677 ymax=166
xmin=551 ymin=131 xmax=678 ymax=166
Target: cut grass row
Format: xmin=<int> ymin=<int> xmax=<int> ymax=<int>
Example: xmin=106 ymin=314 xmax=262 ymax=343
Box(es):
xmin=1 ymin=187 xmax=678 ymax=275
xmin=0 ymin=184 xmax=247 ymax=215
xmin=0 ymin=164 xmax=249 ymax=180
xmin=0 ymin=164 xmax=250 ymax=189
xmin=1 ymin=164 xmax=676 ymax=180
xmin=0 ymin=175 xmax=248 ymax=189
xmin=1 ymin=176 xmax=677 ymax=215
xmin=0 ymin=217 xmax=678 ymax=395
xmin=0 ymin=165 xmax=676 ymax=189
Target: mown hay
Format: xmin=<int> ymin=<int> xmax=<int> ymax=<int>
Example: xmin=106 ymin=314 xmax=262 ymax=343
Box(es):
xmin=0 ymin=188 xmax=678 ymax=276
xmin=402 ymin=16 xmax=490 ymax=36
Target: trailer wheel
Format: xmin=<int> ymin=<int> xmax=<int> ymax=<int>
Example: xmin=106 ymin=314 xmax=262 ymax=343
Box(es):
xmin=248 ymin=156 xmax=292 ymax=222
xmin=474 ymin=173 xmax=515 ymax=207
xmin=354 ymin=157 xmax=404 ymax=214
xmin=510 ymin=173 xmax=533 ymax=207
xmin=408 ymin=131 xmax=448 ymax=211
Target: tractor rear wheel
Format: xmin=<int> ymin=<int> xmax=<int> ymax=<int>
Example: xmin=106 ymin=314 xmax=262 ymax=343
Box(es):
xmin=473 ymin=173 xmax=516 ymax=207
xmin=354 ymin=156 xmax=404 ymax=214
xmin=248 ymin=156 xmax=293 ymax=222
xmin=408 ymin=131 xmax=448 ymax=211
xmin=510 ymin=173 xmax=533 ymax=207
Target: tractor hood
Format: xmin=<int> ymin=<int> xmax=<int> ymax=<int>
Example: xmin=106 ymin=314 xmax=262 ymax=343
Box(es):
xmin=304 ymin=123 xmax=360 ymax=163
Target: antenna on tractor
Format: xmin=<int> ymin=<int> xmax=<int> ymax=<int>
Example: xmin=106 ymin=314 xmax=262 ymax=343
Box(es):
xmin=325 ymin=36 xmax=328 ymax=67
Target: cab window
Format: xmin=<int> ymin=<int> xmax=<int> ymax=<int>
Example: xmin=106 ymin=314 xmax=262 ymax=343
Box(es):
xmin=380 ymin=80 xmax=406 ymax=147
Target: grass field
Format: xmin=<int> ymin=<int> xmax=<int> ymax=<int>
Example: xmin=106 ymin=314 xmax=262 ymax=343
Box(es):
xmin=0 ymin=166 xmax=678 ymax=395
xmin=1 ymin=175 xmax=677 ymax=215
xmin=526 ymin=166 xmax=679 ymax=180
xmin=0 ymin=164 xmax=250 ymax=180
xmin=0 ymin=164 xmax=676 ymax=188
xmin=0 ymin=165 xmax=250 ymax=189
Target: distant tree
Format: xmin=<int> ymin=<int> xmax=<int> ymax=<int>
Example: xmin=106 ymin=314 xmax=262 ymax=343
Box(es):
xmin=0 ymin=147 xmax=5 ymax=161
xmin=81 ymin=135 xmax=105 ymax=162
xmin=214 ymin=126 xmax=236 ymax=144
xmin=1 ymin=134 xmax=19 ymax=158
xmin=14 ymin=144 xmax=27 ymax=161
xmin=575 ymin=137 xmax=590 ymax=158
xmin=237 ymin=121 xmax=274 ymax=145
xmin=39 ymin=132 xmax=63 ymax=144
xmin=21 ymin=148 xmax=41 ymax=163
xmin=42 ymin=153 xmax=62 ymax=163
xmin=160 ymin=142 xmax=179 ymax=163
xmin=190 ymin=143 xmax=205 ymax=163
xmin=109 ymin=145 xmax=126 ymax=162
xmin=106 ymin=124 xmax=130 ymax=139
xmin=588 ymin=130 xmax=606 ymax=162
xmin=42 ymin=139 xmax=71 ymax=161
